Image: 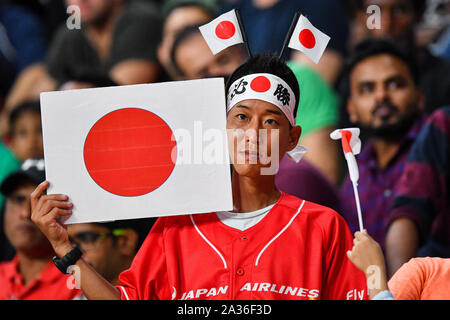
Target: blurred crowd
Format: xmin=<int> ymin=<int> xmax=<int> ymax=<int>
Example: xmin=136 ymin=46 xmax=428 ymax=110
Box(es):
xmin=0 ymin=0 xmax=449 ymax=300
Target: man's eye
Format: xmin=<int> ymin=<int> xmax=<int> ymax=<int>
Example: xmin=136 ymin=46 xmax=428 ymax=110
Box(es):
xmin=265 ymin=119 xmax=278 ymax=125
xmin=10 ymin=195 xmax=26 ymax=204
xmin=236 ymin=114 xmax=247 ymax=120
xmin=387 ymin=80 xmax=405 ymax=90
xmin=359 ymin=85 xmax=373 ymax=94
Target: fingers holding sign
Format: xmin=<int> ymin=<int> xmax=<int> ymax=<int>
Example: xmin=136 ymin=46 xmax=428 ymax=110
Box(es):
xmin=31 ymin=181 xmax=74 ymax=257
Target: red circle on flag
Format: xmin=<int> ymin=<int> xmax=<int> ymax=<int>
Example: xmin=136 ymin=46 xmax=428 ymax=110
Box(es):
xmin=250 ymin=76 xmax=271 ymax=93
xmin=215 ymin=20 xmax=236 ymax=40
xmin=299 ymin=29 xmax=316 ymax=49
xmin=83 ymin=108 xmax=177 ymax=197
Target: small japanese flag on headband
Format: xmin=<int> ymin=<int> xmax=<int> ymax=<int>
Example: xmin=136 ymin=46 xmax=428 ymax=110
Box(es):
xmin=288 ymin=15 xmax=330 ymax=64
xmin=199 ymin=9 xmax=244 ymax=55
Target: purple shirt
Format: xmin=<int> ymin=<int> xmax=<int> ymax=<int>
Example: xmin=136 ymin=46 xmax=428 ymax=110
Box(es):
xmin=389 ymin=107 xmax=450 ymax=251
xmin=275 ymin=157 xmax=340 ymax=212
xmin=339 ymin=116 xmax=427 ymax=249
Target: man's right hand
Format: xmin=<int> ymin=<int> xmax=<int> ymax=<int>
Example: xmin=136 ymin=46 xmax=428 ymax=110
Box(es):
xmin=31 ymin=181 xmax=74 ymax=257
xmin=31 ymin=181 xmax=121 ymax=300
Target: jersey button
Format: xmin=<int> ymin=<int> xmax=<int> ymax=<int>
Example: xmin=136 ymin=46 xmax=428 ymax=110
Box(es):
xmin=241 ymin=236 xmax=248 ymax=240
xmin=236 ymin=268 xmax=245 ymax=276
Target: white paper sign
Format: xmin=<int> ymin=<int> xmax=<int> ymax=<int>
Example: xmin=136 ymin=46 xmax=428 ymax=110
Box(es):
xmin=40 ymin=78 xmax=233 ymax=224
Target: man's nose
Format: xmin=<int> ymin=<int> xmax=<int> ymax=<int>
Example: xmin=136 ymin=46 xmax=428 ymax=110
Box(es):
xmin=245 ymin=119 xmax=263 ymax=145
xmin=374 ymin=85 xmax=390 ymax=103
xmin=18 ymin=200 xmax=32 ymax=220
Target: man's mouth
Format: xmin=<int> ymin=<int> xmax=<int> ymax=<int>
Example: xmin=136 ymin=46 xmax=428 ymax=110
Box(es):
xmin=16 ymin=223 xmax=38 ymax=233
xmin=241 ymin=150 xmax=260 ymax=161
xmin=373 ymin=103 xmax=398 ymax=121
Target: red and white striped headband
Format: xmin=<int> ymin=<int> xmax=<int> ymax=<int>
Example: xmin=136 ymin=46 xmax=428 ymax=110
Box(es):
xmin=226 ymin=73 xmax=297 ymax=126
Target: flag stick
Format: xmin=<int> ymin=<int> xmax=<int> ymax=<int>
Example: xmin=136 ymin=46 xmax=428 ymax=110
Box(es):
xmin=279 ymin=11 xmax=301 ymax=60
xmin=344 ymin=151 xmax=364 ymax=232
xmin=352 ymin=181 xmax=364 ymax=232
xmin=235 ymin=9 xmax=252 ymax=58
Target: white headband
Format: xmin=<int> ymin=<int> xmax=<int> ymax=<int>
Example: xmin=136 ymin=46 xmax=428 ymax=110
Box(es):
xmin=226 ymin=73 xmax=297 ymax=126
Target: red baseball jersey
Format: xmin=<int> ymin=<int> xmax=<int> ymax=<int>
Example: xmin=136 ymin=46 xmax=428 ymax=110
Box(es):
xmin=117 ymin=192 xmax=368 ymax=300
xmin=0 ymin=256 xmax=82 ymax=300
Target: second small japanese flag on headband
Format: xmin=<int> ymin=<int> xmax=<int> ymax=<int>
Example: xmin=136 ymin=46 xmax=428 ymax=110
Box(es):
xmin=288 ymin=15 xmax=330 ymax=64
xmin=199 ymin=9 xmax=244 ymax=55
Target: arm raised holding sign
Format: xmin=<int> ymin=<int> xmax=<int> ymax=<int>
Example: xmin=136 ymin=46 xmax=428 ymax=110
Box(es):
xmin=31 ymin=181 xmax=121 ymax=300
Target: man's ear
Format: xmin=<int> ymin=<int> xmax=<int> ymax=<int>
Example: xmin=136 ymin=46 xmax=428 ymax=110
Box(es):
xmin=116 ymin=229 xmax=138 ymax=257
xmin=287 ymin=125 xmax=302 ymax=151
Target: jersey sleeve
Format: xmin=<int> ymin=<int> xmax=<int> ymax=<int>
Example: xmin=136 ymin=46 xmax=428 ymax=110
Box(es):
xmin=116 ymin=217 xmax=171 ymax=300
xmin=388 ymin=258 xmax=423 ymax=300
xmin=321 ymin=212 xmax=368 ymax=300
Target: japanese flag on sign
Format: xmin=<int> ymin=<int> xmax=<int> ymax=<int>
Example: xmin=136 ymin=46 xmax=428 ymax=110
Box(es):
xmin=288 ymin=14 xmax=330 ymax=64
xmin=199 ymin=9 xmax=244 ymax=55
xmin=40 ymin=79 xmax=233 ymax=224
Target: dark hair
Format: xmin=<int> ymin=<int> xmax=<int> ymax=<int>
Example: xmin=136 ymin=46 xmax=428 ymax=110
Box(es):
xmin=97 ymin=217 xmax=156 ymax=252
xmin=345 ymin=38 xmax=419 ymax=85
xmin=225 ymin=53 xmax=300 ymax=120
xmin=170 ymin=24 xmax=203 ymax=76
xmin=9 ymin=100 xmax=41 ymax=134
xmin=56 ymin=69 xmax=118 ymax=90
xmin=162 ymin=0 xmax=217 ymax=21
xmin=345 ymin=0 xmax=426 ymax=18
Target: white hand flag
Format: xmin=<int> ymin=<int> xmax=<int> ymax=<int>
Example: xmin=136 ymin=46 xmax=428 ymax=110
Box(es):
xmin=330 ymin=128 xmax=364 ymax=232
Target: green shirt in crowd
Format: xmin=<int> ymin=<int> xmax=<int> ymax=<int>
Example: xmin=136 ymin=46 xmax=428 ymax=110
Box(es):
xmin=0 ymin=143 xmax=21 ymax=209
xmin=287 ymin=61 xmax=339 ymax=138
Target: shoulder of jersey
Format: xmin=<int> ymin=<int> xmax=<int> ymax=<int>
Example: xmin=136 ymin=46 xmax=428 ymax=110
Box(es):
xmin=281 ymin=193 xmax=343 ymax=224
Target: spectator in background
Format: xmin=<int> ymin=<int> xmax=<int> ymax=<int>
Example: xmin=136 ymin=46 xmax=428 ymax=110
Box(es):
xmin=340 ymin=38 xmax=426 ymax=250
xmin=157 ymin=0 xmax=218 ymax=80
xmin=56 ymin=70 xmax=118 ymax=91
xmin=170 ymin=25 xmax=341 ymax=209
xmin=388 ymin=257 xmax=450 ymax=300
xmin=286 ymin=61 xmax=341 ymax=185
xmin=0 ymin=144 xmax=20 ymax=248
xmin=9 ymin=0 xmax=69 ymax=42
xmin=347 ymin=229 xmax=450 ymax=300
xmin=0 ymin=139 xmax=23 ymax=262
xmin=347 ymin=0 xmax=450 ymax=114
xmin=0 ymin=159 xmax=82 ymax=299
xmin=67 ymin=218 xmax=155 ymax=287
xmin=221 ymin=0 xmax=351 ymax=85
xmin=46 ymin=0 xmax=163 ymax=88
xmin=7 ymin=101 xmax=43 ymax=163
xmin=0 ymin=2 xmax=47 ymax=138
xmin=171 ymin=25 xmax=245 ymax=80
xmin=386 ymin=106 xmax=450 ymax=276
